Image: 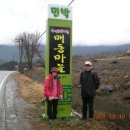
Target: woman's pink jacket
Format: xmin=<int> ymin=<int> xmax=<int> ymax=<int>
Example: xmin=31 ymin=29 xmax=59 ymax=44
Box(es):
xmin=44 ymin=74 xmax=62 ymax=99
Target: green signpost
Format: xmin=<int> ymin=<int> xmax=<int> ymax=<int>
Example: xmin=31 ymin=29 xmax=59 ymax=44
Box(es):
xmin=44 ymin=4 xmax=72 ymax=117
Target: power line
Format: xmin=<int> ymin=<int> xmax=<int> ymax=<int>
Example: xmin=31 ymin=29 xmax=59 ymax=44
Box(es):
xmin=18 ymin=0 xmax=31 ymax=33
xmin=26 ymin=0 xmax=43 ymax=31
xmin=29 ymin=0 xmax=47 ymax=31
xmin=36 ymin=30 xmax=46 ymax=43
xmin=68 ymin=0 xmax=75 ymax=6
xmin=37 ymin=0 xmax=75 ymax=42
xmin=19 ymin=0 xmax=45 ymax=33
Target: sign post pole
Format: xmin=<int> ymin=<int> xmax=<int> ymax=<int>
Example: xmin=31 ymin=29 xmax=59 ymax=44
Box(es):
xmin=44 ymin=4 xmax=72 ymax=117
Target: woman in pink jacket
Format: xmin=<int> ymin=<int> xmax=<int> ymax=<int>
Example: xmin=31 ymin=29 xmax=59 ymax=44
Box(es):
xmin=44 ymin=67 xmax=63 ymax=121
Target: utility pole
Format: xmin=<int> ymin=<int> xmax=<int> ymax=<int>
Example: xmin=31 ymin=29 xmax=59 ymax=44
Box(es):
xmin=12 ymin=55 xmax=14 ymax=61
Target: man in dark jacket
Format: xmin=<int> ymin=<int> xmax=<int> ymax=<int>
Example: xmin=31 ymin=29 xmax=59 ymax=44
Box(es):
xmin=79 ymin=61 xmax=100 ymax=120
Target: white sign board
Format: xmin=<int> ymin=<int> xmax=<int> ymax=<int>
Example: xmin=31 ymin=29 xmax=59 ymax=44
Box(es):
xmin=48 ymin=4 xmax=72 ymax=20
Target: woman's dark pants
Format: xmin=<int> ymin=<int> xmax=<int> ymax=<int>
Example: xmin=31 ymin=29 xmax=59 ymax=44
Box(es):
xmin=46 ymin=99 xmax=58 ymax=119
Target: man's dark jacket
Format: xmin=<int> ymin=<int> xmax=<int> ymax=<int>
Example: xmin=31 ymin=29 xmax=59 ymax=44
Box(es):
xmin=80 ymin=70 xmax=100 ymax=97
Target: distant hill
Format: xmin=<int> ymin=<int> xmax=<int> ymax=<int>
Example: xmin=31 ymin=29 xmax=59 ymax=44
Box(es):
xmin=0 ymin=44 xmax=130 ymax=64
xmin=0 ymin=61 xmax=18 ymax=70
xmin=72 ymin=44 xmax=130 ymax=56
xmin=0 ymin=45 xmax=46 ymax=65
xmin=0 ymin=45 xmax=19 ymax=64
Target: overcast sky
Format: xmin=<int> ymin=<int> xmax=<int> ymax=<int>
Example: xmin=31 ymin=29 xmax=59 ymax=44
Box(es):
xmin=0 ymin=0 xmax=130 ymax=46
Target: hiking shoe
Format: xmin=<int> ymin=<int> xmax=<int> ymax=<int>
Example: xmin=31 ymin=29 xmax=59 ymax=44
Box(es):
xmin=48 ymin=119 xmax=53 ymax=124
xmin=80 ymin=117 xmax=87 ymax=120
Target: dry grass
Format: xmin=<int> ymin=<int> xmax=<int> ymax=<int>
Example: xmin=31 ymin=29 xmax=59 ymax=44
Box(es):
xmin=13 ymin=72 xmax=43 ymax=104
xmin=12 ymin=72 xmax=126 ymax=130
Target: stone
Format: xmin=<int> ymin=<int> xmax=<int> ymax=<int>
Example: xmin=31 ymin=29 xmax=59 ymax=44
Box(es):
xmin=125 ymin=81 xmax=130 ymax=89
xmin=124 ymin=75 xmax=129 ymax=79
xmin=101 ymin=85 xmax=114 ymax=93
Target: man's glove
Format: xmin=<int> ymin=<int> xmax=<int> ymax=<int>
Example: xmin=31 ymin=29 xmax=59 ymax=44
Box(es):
xmin=78 ymin=84 xmax=81 ymax=87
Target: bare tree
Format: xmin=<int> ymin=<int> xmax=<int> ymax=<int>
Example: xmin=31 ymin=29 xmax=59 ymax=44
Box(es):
xmin=15 ymin=32 xmax=42 ymax=70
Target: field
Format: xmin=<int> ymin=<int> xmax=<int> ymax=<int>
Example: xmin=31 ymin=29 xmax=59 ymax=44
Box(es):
xmin=73 ymin=54 xmax=130 ymax=106
xmin=12 ymin=53 xmax=130 ymax=130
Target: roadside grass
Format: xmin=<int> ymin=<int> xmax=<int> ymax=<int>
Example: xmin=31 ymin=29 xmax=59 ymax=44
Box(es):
xmin=13 ymin=72 xmax=43 ymax=104
xmin=12 ymin=72 xmax=124 ymax=130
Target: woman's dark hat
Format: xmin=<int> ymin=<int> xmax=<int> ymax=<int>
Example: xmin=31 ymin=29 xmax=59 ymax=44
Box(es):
xmin=50 ymin=67 xmax=58 ymax=73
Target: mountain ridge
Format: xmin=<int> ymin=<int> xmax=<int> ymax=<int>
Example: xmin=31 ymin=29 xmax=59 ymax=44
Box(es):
xmin=0 ymin=44 xmax=130 ymax=64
